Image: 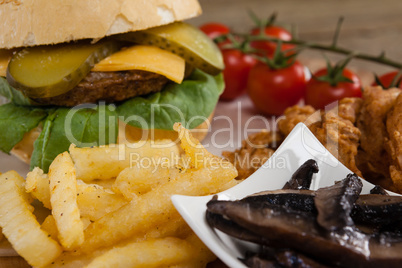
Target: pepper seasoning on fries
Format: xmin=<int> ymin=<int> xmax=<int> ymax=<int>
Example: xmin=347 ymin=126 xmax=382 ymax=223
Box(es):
xmin=0 ymin=123 xmax=238 ymax=267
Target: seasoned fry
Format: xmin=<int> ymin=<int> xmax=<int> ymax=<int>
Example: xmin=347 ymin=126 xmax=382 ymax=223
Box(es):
xmin=85 ymin=237 xmax=198 ymax=268
xmin=0 ymin=171 xmax=62 ymax=267
xmin=46 ymin=213 xmax=191 ymax=268
xmin=86 ymin=230 xmax=214 ymax=268
xmin=217 ymin=179 xmax=241 ymax=192
xmin=183 ymin=233 xmax=217 ymax=267
xmin=26 ymin=169 xmax=127 ymax=221
xmin=139 ymin=212 xmax=192 ymax=241
xmin=69 ymin=140 xmax=180 ymax=181
xmin=113 ymin=165 xmax=173 ymax=199
xmin=2 ymin=124 xmax=236 ymax=267
xmin=174 ymin=123 xmax=213 ymax=169
xmin=43 ymin=249 xmax=107 ymax=268
xmin=41 ymin=215 xmax=59 ymax=242
xmin=10 ymin=170 xmax=35 ymax=206
xmin=81 ymin=217 xmax=92 ymax=230
xmin=82 ymin=166 xmax=235 ymax=252
xmin=26 ymin=167 xmax=51 ymax=209
xmin=81 ymin=127 xmax=237 ymax=252
xmin=85 ymin=179 xmax=115 ymax=190
xmin=76 ymin=180 xmax=127 ymax=221
xmin=49 ymin=152 xmax=84 ymax=250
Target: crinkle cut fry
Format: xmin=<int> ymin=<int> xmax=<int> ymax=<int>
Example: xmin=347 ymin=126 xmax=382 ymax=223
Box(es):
xmin=0 ymin=171 xmax=62 ymax=267
xmin=79 ymin=123 xmax=237 ymax=252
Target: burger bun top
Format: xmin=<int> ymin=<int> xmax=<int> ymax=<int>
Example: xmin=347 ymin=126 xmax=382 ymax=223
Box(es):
xmin=0 ymin=0 xmax=201 ymax=49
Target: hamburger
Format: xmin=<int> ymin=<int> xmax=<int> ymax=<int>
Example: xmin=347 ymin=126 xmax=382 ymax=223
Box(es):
xmin=0 ymin=0 xmax=224 ymax=172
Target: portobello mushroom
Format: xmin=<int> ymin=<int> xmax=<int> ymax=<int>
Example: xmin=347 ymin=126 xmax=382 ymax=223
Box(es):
xmin=241 ymin=248 xmax=329 ymax=268
xmin=241 ymin=189 xmax=317 ymax=215
xmin=238 ymin=189 xmax=402 ymax=228
xmin=206 ymin=174 xmax=402 ymax=267
xmin=207 ymin=198 xmax=370 ymax=267
xmin=283 ymin=159 xmax=319 ymax=190
xmin=207 ymin=197 xmax=402 ymax=267
xmin=267 ymin=248 xmax=329 ymax=268
xmin=206 ymin=157 xmax=402 ymax=268
xmin=314 ymin=173 xmax=362 ymax=231
xmin=370 ymin=185 xmax=389 ymax=195
xmin=352 ymin=194 xmax=402 ymax=226
xmin=242 ymin=253 xmax=279 ymax=268
xmin=205 ymin=210 xmax=272 ymax=246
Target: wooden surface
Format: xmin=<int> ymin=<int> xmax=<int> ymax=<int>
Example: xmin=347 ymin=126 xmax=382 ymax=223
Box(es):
xmin=190 ymin=0 xmax=402 ymax=78
xmin=2 ymin=0 xmax=401 ymax=267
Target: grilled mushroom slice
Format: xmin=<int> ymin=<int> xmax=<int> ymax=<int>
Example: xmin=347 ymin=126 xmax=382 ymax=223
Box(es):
xmin=370 ymin=185 xmax=389 ymax=195
xmin=283 ymin=159 xmax=319 ymax=190
xmin=314 ymin=173 xmax=363 ymax=231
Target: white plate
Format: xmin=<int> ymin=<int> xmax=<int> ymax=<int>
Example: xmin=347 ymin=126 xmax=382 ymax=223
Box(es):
xmin=172 ymin=123 xmax=383 ymax=268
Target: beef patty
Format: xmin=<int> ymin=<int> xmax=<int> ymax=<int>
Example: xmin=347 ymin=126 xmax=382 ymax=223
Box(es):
xmin=34 ymin=70 xmax=169 ymax=107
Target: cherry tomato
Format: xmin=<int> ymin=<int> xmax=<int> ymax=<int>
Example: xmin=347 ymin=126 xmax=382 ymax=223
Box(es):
xmin=372 ymin=71 xmax=402 ymax=89
xmin=200 ymin=22 xmax=232 ymax=49
xmin=220 ymin=49 xmax=258 ymax=100
xmin=305 ymin=68 xmax=362 ymax=110
xmin=250 ymin=26 xmax=295 ymax=57
xmin=247 ymin=61 xmax=307 ymax=115
xmin=199 ymin=22 xmax=230 ymax=39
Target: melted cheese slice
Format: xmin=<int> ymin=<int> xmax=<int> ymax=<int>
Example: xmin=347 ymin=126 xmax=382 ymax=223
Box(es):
xmin=0 ymin=46 xmax=185 ymax=83
xmin=92 ymin=45 xmax=185 ymax=84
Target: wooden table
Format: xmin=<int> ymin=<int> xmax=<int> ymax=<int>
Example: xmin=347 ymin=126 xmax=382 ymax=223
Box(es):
xmin=2 ymin=0 xmax=401 ymax=267
xmin=190 ymin=0 xmax=402 ymax=78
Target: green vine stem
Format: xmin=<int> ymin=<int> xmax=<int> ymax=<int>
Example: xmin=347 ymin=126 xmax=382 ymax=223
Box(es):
xmin=221 ymin=15 xmax=401 ymax=69
xmin=243 ymin=35 xmax=402 ymax=69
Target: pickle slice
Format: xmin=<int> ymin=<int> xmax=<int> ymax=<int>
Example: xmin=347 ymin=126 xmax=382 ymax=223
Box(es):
xmin=7 ymin=40 xmax=120 ymax=99
xmin=0 ymin=49 xmax=18 ymax=77
xmin=116 ymin=22 xmax=224 ymax=75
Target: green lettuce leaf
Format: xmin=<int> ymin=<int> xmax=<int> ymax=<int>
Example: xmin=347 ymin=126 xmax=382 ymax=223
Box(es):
xmin=0 ymin=77 xmax=39 ymax=106
xmin=30 ymin=104 xmax=118 ymax=172
xmin=0 ymin=103 xmax=48 ymax=153
xmin=117 ymin=69 xmax=224 ymax=130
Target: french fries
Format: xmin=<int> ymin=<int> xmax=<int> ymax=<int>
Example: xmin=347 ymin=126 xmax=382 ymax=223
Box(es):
xmin=76 ymin=180 xmax=127 ymax=221
xmin=26 ymin=167 xmax=51 ymax=209
xmin=174 ymin=122 xmax=213 ymax=169
xmin=113 ymin=165 xmax=174 ymax=199
xmin=0 ymin=171 xmax=62 ymax=267
xmin=82 ymin=154 xmax=236 ymax=252
xmin=0 ymin=124 xmax=238 ymax=267
xmin=46 ymin=213 xmax=191 ymax=268
xmin=70 ymin=139 xmax=180 ymax=181
xmin=41 ymin=215 xmax=59 ymax=241
xmin=85 ymin=179 xmax=115 ymax=190
xmin=49 ymin=152 xmax=84 ymax=250
xmin=180 ymin=233 xmax=217 ymax=267
xmin=26 ymin=170 xmax=127 ymax=221
xmin=86 ymin=231 xmax=215 ymax=268
xmin=86 ymin=237 xmax=199 ymax=268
